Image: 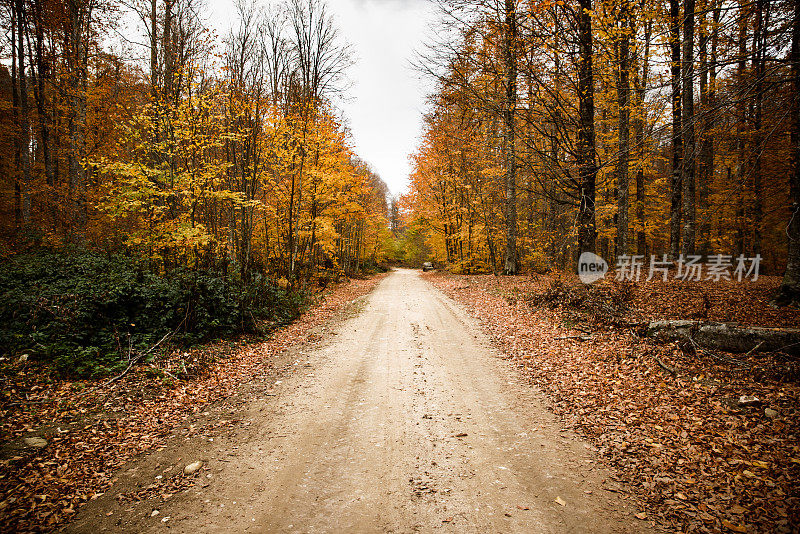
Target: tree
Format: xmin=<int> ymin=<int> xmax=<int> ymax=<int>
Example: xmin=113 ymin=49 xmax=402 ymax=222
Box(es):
xmin=668 ymin=0 xmax=682 ymax=258
xmin=615 ymin=0 xmax=631 ymax=256
xmin=501 ymin=0 xmax=518 ymax=274
xmin=577 ymin=0 xmax=597 ymax=255
xmin=777 ymin=0 xmax=800 ymax=305
xmin=680 ymin=0 xmax=695 ymax=254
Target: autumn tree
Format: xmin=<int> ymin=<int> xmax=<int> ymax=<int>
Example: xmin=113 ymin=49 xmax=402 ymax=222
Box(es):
xmin=408 ymin=0 xmax=797 ymax=280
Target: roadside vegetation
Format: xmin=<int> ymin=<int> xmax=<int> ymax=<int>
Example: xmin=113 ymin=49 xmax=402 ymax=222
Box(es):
xmin=0 ymin=250 xmax=307 ymax=378
xmin=0 ymin=272 xmax=383 ymax=532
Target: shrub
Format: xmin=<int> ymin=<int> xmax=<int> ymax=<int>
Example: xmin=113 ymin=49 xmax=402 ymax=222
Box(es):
xmin=0 ymin=250 xmax=306 ymax=377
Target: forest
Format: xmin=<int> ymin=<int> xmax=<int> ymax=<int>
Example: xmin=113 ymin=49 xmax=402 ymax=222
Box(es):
xmin=405 ymin=0 xmax=800 ymax=304
xmin=2 ymin=0 xmax=800 ymax=532
xmin=0 ymin=0 xmax=393 ymax=376
xmin=3 ymin=0 xmax=800 ymax=375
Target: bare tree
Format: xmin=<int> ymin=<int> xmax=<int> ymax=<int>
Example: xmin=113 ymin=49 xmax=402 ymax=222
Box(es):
xmin=288 ymin=0 xmax=352 ymax=105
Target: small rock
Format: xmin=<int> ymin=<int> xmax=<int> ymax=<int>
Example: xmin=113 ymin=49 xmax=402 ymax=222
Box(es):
xmin=765 ymin=408 xmax=779 ymax=419
xmin=554 ymin=496 xmax=567 ymax=507
xmin=161 ymin=516 xmax=170 ymax=523
xmin=184 ymin=461 xmax=203 ymax=475
xmin=24 ymin=437 xmax=47 ymax=448
xmin=738 ymin=395 xmax=761 ymax=407
xmin=150 ymin=510 xmax=159 ymax=517
xmin=18 ymin=354 xmax=28 ymax=362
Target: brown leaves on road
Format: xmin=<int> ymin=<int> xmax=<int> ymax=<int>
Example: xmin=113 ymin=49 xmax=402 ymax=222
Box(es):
xmin=425 ymin=271 xmax=799 ymax=534
xmin=0 ymin=275 xmax=384 ymax=533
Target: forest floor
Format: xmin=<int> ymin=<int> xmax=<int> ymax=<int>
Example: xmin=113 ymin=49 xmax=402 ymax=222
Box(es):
xmin=0 ymin=275 xmax=385 ymax=533
xmin=2 ymin=269 xmax=797 ymax=533
xmin=6 ymin=269 xmax=650 ymax=533
xmin=423 ymin=271 xmax=800 ymax=533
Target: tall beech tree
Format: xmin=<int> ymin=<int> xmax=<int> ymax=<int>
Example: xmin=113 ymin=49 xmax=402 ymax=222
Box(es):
xmin=777 ymin=0 xmax=800 ymax=305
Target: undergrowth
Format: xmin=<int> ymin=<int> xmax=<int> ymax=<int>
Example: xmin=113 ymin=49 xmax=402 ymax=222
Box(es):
xmin=0 ymin=250 xmax=307 ymax=377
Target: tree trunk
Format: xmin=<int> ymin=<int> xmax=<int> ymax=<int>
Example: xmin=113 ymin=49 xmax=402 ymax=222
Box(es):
xmin=67 ymin=0 xmax=90 ymax=237
xmin=14 ymin=0 xmax=31 ymax=231
xmin=502 ymin=0 xmax=518 ymax=275
xmin=697 ymin=0 xmax=718 ymax=256
xmin=735 ymin=11 xmax=748 ymax=256
xmin=635 ymin=15 xmax=651 ymax=257
xmin=33 ymin=0 xmax=54 ymax=187
xmin=577 ymin=0 xmax=597 ymax=255
xmin=647 ymin=320 xmax=800 ymax=354
xmin=163 ymin=0 xmax=174 ymax=101
xmin=776 ymin=0 xmax=800 ymax=305
xmin=751 ymin=0 xmax=767 ymax=257
xmin=616 ymin=0 xmax=630 ymax=256
xmin=680 ymin=0 xmax=696 ymax=255
xmin=669 ymin=0 xmax=682 ymax=258
xmin=10 ymin=5 xmax=21 ymax=231
xmin=150 ymin=0 xmax=159 ymax=96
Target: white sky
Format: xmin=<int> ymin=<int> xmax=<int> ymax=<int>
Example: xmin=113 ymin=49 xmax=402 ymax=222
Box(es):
xmin=206 ymin=0 xmax=437 ymax=196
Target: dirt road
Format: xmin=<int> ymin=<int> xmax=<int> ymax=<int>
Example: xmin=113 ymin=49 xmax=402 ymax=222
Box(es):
xmin=69 ymin=269 xmax=650 ymax=533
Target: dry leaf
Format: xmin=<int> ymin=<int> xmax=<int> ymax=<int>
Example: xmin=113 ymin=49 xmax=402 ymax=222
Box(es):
xmin=721 ymin=519 xmax=748 ymax=533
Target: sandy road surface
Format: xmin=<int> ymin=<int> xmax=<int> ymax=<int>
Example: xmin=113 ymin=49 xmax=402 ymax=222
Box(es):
xmin=68 ymin=269 xmax=650 ymax=533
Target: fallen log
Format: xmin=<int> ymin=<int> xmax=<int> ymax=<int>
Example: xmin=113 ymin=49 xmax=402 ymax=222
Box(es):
xmin=646 ymin=320 xmax=800 ymax=354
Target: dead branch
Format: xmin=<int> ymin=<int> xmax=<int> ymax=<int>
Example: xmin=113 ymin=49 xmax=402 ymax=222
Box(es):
xmin=654 ymin=355 xmax=677 ymax=376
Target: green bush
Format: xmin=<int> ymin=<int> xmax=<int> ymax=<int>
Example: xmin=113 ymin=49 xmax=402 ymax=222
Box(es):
xmin=0 ymin=250 xmax=306 ymax=377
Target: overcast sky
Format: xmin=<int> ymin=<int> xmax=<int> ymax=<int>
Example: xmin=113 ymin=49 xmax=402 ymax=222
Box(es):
xmin=205 ymin=0 xmax=437 ymax=196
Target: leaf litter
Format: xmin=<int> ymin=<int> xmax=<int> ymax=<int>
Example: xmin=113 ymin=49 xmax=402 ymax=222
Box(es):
xmin=425 ymin=271 xmax=799 ymax=533
xmin=0 ymin=275 xmax=385 ymax=533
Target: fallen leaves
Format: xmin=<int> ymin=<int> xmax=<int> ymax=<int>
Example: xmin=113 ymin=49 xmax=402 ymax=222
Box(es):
xmin=425 ymin=272 xmax=800 ymax=534
xmin=0 ymin=275 xmax=385 ymax=533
